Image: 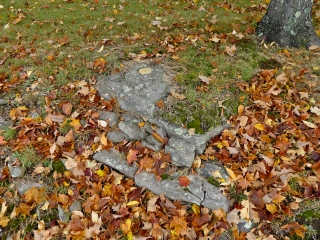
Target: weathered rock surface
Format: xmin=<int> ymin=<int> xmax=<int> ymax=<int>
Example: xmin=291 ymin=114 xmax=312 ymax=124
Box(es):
xmin=118 ymin=121 xmax=145 ymax=140
xmin=164 ymin=137 xmax=195 ymax=167
xmin=134 ymin=171 xmax=229 ymax=212
xmin=93 ymin=149 xmax=137 ymax=178
xmin=197 ymin=162 xmax=229 ymax=181
xmin=97 ymin=63 xmax=170 ymax=117
xmin=107 ymin=130 xmax=126 ymax=143
xmin=8 ymin=164 xmax=24 ymax=178
xmin=95 ymin=62 xmax=231 ymax=211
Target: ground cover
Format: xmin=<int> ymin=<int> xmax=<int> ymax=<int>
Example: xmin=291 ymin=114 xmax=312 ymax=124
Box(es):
xmin=0 ymin=0 xmax=320 ymax=239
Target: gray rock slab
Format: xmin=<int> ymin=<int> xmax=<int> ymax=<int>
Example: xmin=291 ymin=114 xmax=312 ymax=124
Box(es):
xmin=118 ymin=121 xmax=145 ymax=140
xmin=197 ymin=162 xmax=229 ymax=181
xmin=98 ymin=111 xmax=119 ymax=127
xmin=107 ymin=130 xmax=125 ymax=143
xmin=8 ymin=164 xmax=24 ymax=178
xmin=165 ymin=137 xmax=195 ymax=167
xmin=135 ymin=171 xmax=229 ymax=211
xmin=97 ymin=63 xmax=170 ymax=117
xmin=16 ymin=181 xmax=43 ymax=195
xmin=93 ymin=149 xmax=137 ymax=178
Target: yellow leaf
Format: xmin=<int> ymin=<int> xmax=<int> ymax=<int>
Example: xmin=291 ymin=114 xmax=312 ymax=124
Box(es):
xmin=0 ymin=217 xmax=10 ymax=227
xmin=96 ymin=169 xmax=105 ymax=177
xmin=215 ymin=142 xmax=224 ymax=149
xmin=238 ymin=105 xmax=244 ymax=114
xmin=225 ymin=168 xmax=237 ymax=180
xmin=138 ymin=122 xmax=145 ymax=127
xmin=254 ymin=123 xmax=265 ymax=131
xmin=192 ymin=204 xmax=200 ymax=215
xmin=266 ymin=203 xmax=278 ymax=214
xmin=70 ymin=119 xmax=81 ymax=131
xmin=127 ymin=201 xmax=139 ymax=206
xmin=100 ymin=132 xmax=108 ymax=146
xmin=127 ymin=231 xmax=133 ymax=240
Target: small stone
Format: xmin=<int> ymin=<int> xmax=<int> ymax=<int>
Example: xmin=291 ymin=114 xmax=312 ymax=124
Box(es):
xmin=98 ymin=111 xmax=119 ymax=127
xmin=0 ymin=99 xmax=8 ymax=105
xmin=118 ymin=121 xmax=145 ymax=140
xmin=8 ymin=164 xmax=24 ymax=178
xmin=197 ymin=162 xmax=229 ymax=181
xmin=16 ymin=181 xmax=43 ymax=195
xmin=0 ymin=116 xmax=12 ymax=130
xmin=107 ymin=130 xmax=125 ymax=143
xmin=93 ymin=148 xmax=137 ymax=178
xmin=238 ymin=219 xmax=257 ymax=233
xmin=58 ymin=205 xmax=69 ymax=223
xmin=69 ymin=200 xmax=81 ymax=212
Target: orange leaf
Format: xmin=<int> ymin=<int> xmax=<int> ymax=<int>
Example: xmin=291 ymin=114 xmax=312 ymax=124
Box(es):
xmin=57 ymin=36 xmax=70 ymax=46
xmin=178 ymin=176 xmax=190 ymax=187
xmin=127 ymin=149 xmax=139 ymax=164
xmin=0 ymin=136 xmax=7 ymax=145
xmin=151 ymin=132 xmax=164 ymax=143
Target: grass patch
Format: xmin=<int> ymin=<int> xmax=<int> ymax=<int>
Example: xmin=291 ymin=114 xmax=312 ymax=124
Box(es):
xmin=12 ymin=147 xmax=42 ymax=171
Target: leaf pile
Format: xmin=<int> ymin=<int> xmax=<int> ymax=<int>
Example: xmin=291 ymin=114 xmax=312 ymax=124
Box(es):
xmin=208 ymin=69 xmax=320 ymax=239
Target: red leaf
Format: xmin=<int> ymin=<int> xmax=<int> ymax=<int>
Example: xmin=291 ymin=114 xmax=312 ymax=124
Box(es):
xmin=178 ymin=176 xmax=190 ymax=187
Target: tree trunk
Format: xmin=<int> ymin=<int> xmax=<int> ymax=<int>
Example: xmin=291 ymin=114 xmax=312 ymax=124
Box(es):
xmin=256 ymin=0 xmax=320 ymax=48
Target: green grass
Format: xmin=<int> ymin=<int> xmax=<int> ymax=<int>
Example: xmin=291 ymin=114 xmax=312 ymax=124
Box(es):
xmin=12 ymin=147 xmax=42 ymax=171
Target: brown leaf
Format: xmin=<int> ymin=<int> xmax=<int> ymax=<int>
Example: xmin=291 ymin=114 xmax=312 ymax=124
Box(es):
xmin=198 ymin=75 xmax=211 ymax=84
xmin=57 ymin=36 xmax=70 ymax=46
xmin=62 ymin=102 xmax=73 ymax=115
xmin=127 ymin=149 xmax=139 ymax=164
xmin=226 ymin=45 xmax=236 ymax=56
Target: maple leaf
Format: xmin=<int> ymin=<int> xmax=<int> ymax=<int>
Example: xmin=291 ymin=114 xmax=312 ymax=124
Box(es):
xmin=127 ymin=149 xmax=139 ymax=164
xmin=178 ymin=176 xmax=190 ymax=187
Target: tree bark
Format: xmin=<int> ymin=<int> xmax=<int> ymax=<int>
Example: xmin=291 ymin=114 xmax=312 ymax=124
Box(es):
xmin=256 ymin=0 xmax=320 ymax=48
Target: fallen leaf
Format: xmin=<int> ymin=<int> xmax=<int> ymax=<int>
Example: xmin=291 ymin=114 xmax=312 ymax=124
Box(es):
xmin=139 ymin=68 xmax=153 ymax=75
xmin=170 ymin=91 xmax=186 ymax=100
xmin=178 ymin=176 xmax=190 ymax=187
xmin=147 ymin=197 xmax=158 ymax=212
xmin=310 ymin=106 xmax=320 ymax=115
xmin=127 ymin=149 xmax=139 ymax=164
xmin=0 ymin=136 xmax=7 ymax=145
xmin=226 ymin=45 xmax=236 ymax=56
xmin=198 ymin=75 xmax=211 ymax=84
xmin=226 ymin=208 xmax=240 ymax=224
xmin=57 ymin=36 xmax=70 ymax=46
